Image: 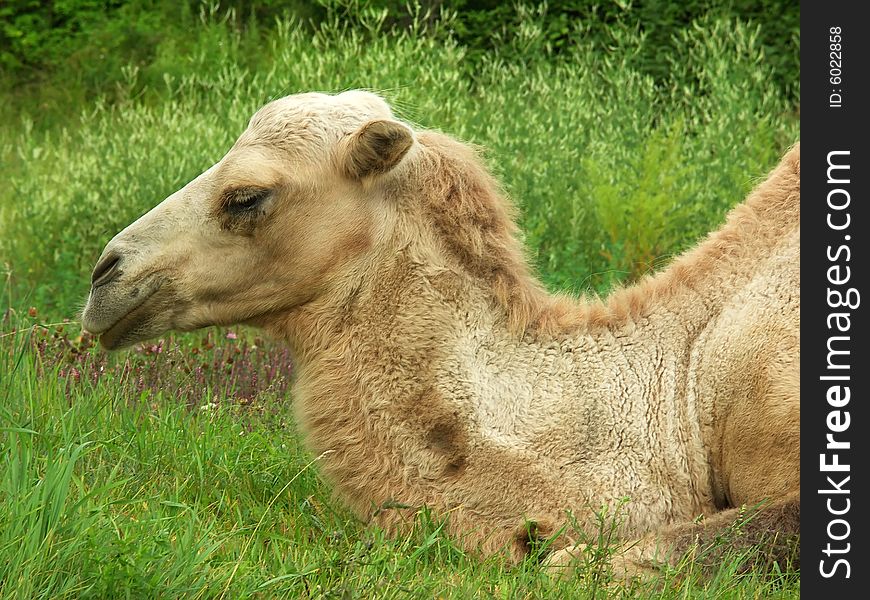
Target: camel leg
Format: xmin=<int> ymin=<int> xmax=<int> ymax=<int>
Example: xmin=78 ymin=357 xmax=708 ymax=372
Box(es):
xmin=546 ymin=491 xmax=799 ymax=580
xmin=621 ymin=491 xmax=799 ymax=575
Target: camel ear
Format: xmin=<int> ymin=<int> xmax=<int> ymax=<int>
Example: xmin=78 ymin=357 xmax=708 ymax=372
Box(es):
xmin=342 ymin=119 xmax=414 ymax=179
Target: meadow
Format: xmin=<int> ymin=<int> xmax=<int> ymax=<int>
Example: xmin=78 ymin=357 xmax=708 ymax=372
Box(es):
xmin=0 ymin=3 xmax=799 ymax=598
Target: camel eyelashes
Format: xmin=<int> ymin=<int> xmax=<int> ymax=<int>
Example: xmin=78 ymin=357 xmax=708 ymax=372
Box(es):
xmin=221 ymin=187 xmax=271 ymax=214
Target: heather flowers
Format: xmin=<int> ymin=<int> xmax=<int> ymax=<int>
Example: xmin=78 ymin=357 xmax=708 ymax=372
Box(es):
xmin=5 ymin=310 xmax=292 ymax=407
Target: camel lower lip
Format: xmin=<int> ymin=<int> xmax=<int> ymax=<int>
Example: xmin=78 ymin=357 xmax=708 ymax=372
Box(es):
xmin=95 ymin=288 xmax=159 ymax=349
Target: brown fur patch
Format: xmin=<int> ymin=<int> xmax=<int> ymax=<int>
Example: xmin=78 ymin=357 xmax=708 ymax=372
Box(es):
xmin=425 ymin=420 xmax=468 ymax=476
xmin=411 ymin=132 xmax=563 ymax=333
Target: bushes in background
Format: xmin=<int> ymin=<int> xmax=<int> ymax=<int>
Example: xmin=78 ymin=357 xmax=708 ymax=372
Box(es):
xmin=2 ymin=0 xmax=799 ymax=112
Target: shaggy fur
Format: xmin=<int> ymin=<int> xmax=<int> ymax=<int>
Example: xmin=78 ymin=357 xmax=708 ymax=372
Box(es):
xmin=81 ymin=91 xmax=800 ymax=575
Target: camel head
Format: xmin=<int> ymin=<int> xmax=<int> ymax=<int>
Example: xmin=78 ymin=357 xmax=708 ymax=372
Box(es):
xmin=81 ymin=91 xmax=415 ymax=349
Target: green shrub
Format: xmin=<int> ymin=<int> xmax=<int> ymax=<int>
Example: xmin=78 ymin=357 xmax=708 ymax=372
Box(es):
xmin=1 ymin=1 xmax=799 ymax=112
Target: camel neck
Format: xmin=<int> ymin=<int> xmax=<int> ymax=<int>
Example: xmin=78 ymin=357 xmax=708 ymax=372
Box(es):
xmin=265 ymin=254 xmax=717 ymax=531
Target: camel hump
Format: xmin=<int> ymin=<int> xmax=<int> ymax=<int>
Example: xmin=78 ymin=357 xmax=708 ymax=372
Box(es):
xmin=772 ymin=140 xmax=800 ymax=189
xmin=736 ymin=142 xmax=800 ymax=236
xmin=784 ymin=141 xmax=799 ymax=178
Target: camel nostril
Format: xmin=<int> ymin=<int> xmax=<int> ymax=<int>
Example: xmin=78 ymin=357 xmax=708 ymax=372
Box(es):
xmin=91 ymin=253 xmax=122 ymax=287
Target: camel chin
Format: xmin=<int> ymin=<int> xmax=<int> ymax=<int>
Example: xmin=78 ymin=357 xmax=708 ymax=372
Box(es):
xmin=81 ymin=276 xmax=172 ymax=350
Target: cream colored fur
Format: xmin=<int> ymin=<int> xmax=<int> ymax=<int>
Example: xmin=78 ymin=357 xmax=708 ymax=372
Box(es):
xmin=81 ymin=90 xmax=800 ymax=574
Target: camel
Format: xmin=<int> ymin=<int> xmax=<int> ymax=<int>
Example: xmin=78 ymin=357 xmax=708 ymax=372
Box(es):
xmin=81 ymin=90 xmax=800 ymax=578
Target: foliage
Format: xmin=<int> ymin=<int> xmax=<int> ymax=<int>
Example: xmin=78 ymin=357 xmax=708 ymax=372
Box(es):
xmin=1 ymin=1 xmax=799 ymax=115
xmin=439 ymin=0 xmax=799 ymax=101
xmin=0 ymin=7 xmax=798 ymax=315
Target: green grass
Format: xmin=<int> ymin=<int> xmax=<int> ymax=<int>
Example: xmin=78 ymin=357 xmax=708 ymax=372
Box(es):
xmin=0 ymin=325 xmax=800 ymax=598
xmin=0 ymin=5 xmax=799 ymax=598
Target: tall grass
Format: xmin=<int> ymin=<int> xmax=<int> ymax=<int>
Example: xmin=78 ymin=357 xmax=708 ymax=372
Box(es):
xmin=0 ymin=8 xmax=798 ymax=317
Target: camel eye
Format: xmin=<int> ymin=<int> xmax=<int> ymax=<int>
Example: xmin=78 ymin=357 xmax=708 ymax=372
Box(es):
xmin=224 ymin=188 xmax=270 ymax=215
